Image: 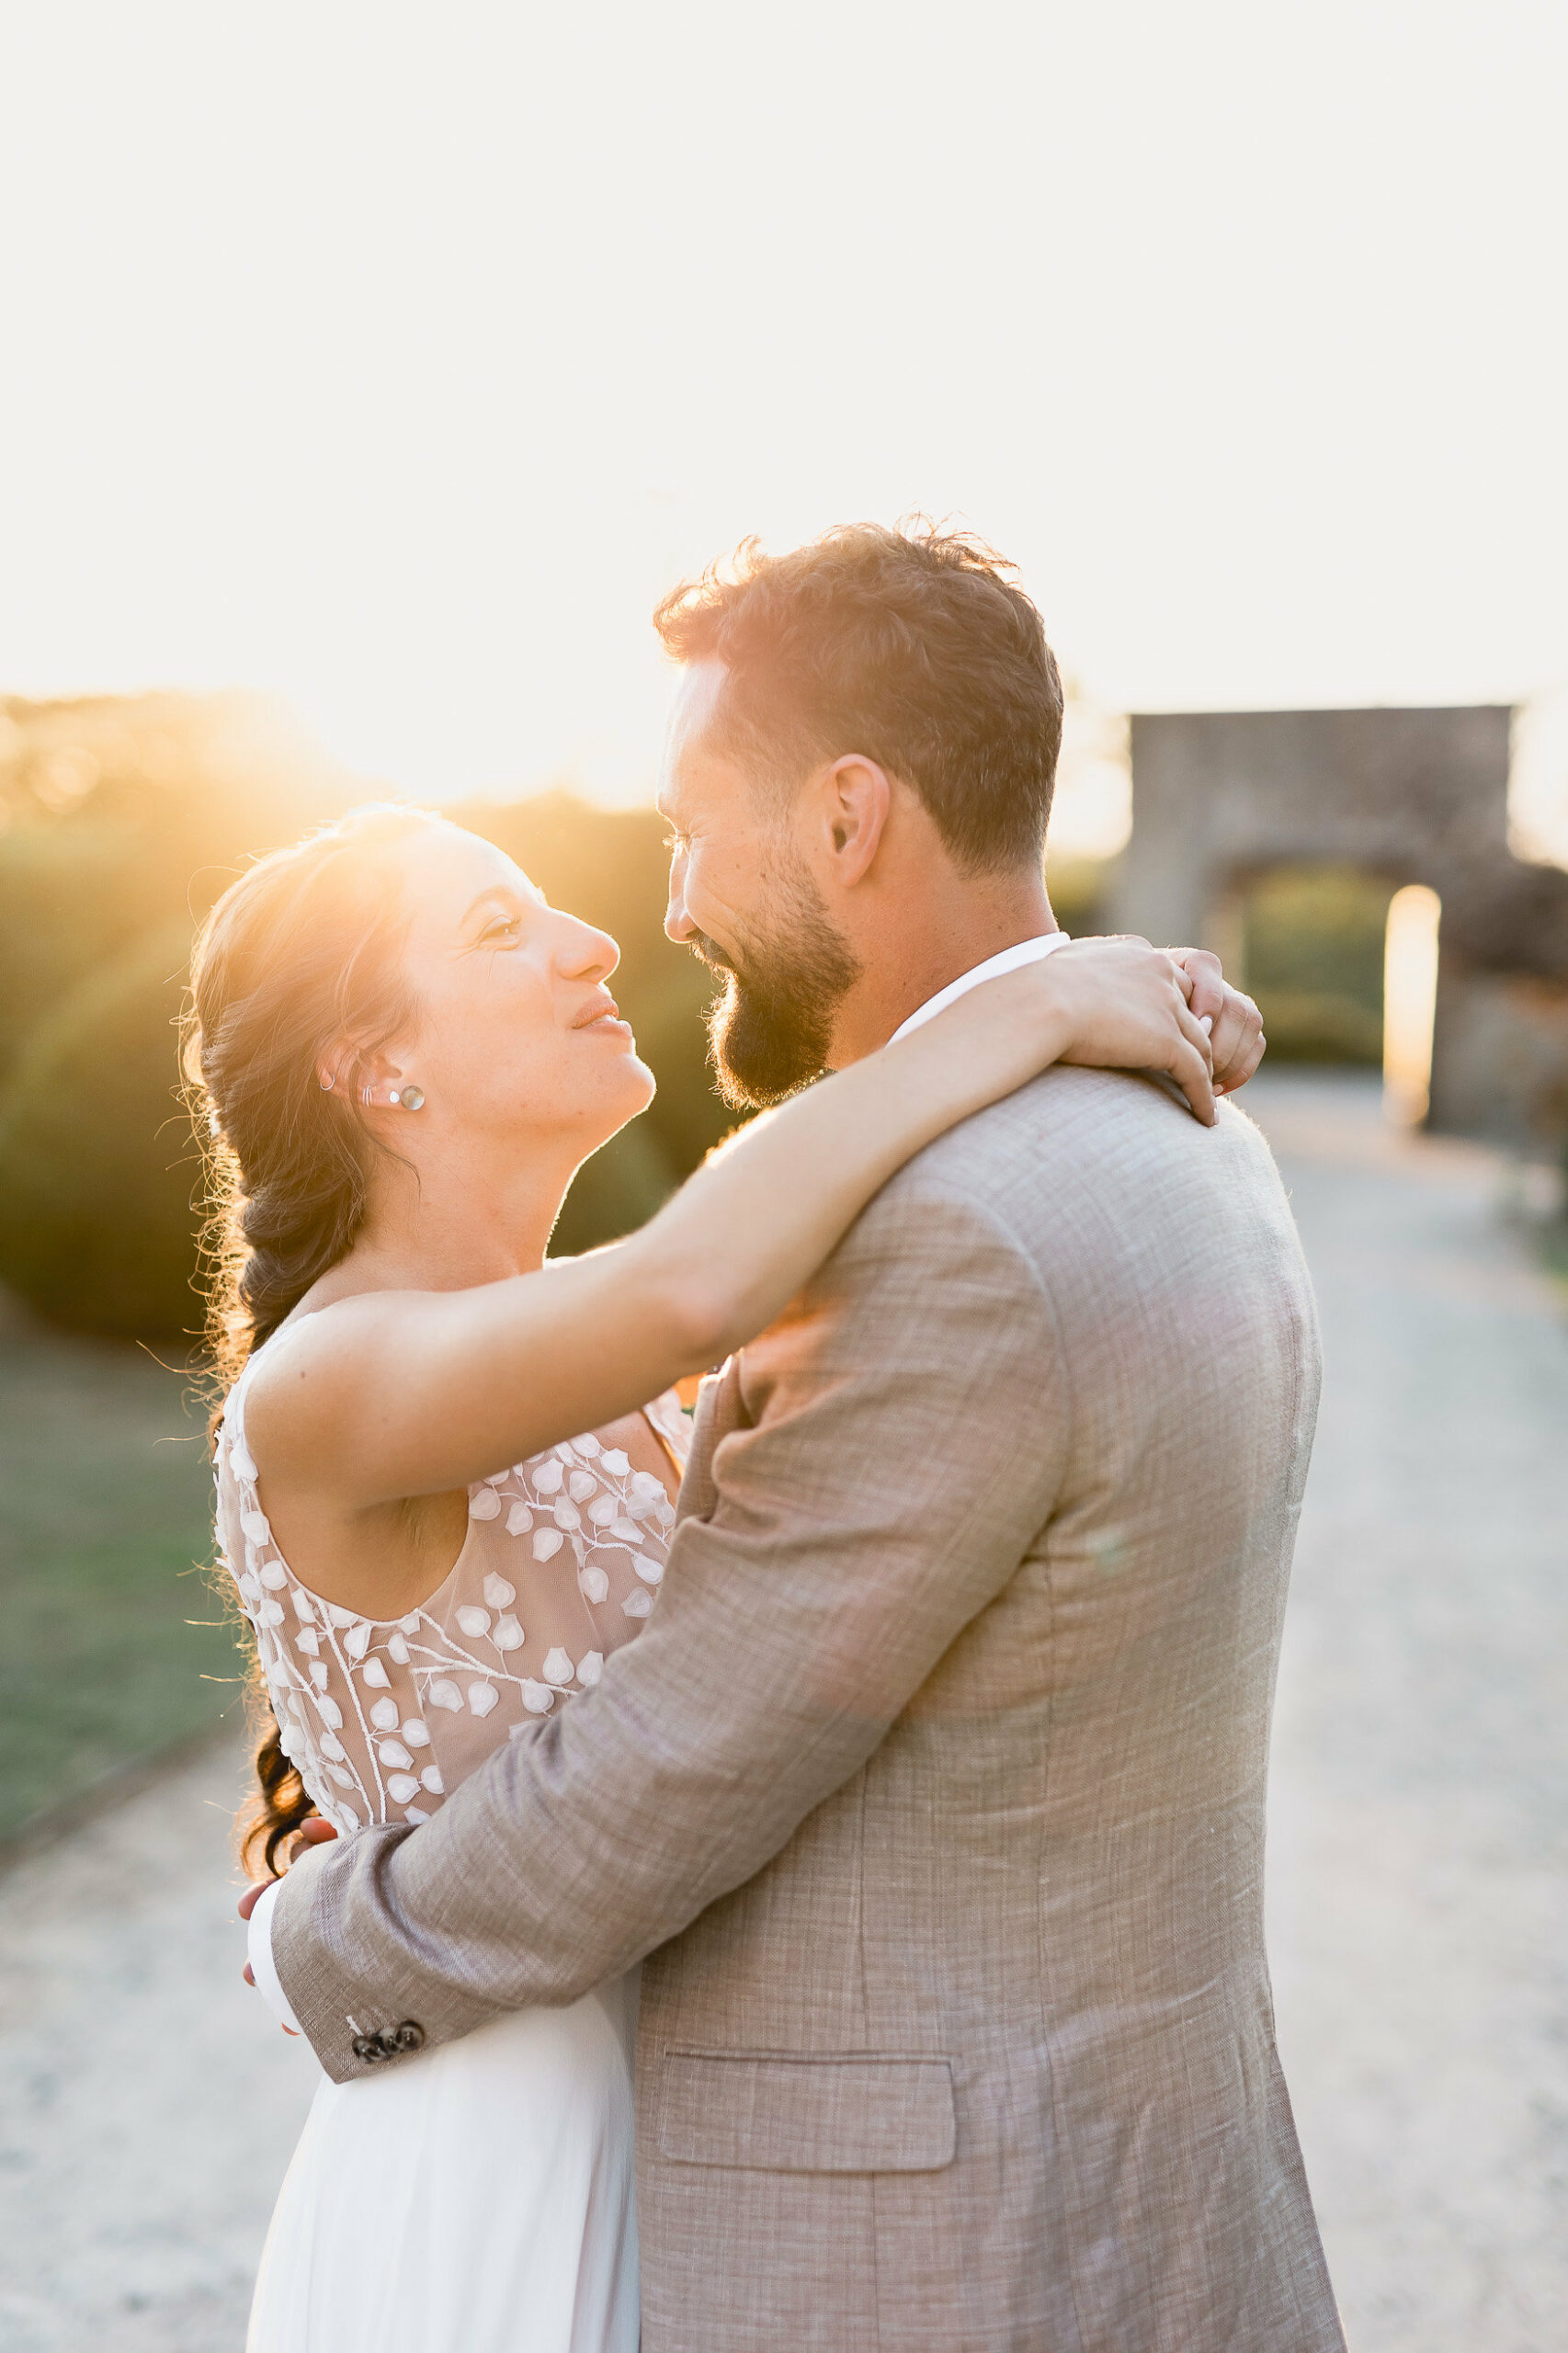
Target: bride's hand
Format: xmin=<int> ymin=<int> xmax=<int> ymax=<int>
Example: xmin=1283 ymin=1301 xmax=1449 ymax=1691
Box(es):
xmin=239 ymin=1814 xmax=337 ymax=2030
xmin=1169 ymin=948 xmax=1266 ymax=1095
xmin=1025 ymin=937 xmax=1218 ymax=1123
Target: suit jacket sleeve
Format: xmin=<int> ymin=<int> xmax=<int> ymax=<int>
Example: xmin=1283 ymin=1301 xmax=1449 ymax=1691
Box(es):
xmin=270 ymin=1168 xmax=1072 ymax=2080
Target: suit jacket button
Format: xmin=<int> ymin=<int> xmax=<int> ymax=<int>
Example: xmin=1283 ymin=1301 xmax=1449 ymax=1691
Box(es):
xmin=352 ymin=2034 xmax=385 ymax=2064
xmin=382 ymin=2020 xmax=426 ymax=2055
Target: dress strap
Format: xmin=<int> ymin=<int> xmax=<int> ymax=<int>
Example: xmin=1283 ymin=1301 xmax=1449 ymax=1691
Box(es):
xmin=222 ymin=1347 xmax=270 ymax=1483
xmin=641 ymin=1394 xmax=689 ymax=1483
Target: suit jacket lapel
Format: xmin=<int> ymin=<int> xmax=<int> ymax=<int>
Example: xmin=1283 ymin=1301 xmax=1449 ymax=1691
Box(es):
xmin=676 ymin=1356 xmax=747 ymax=1524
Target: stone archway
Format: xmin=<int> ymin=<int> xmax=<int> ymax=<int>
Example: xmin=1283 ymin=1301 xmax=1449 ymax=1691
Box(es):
xmin=1110 ymin=707 xmax=1568 ymax=1153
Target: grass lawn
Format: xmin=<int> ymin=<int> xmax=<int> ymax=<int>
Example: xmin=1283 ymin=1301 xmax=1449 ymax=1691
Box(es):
xmin=0 ymin=1291 xmax=247 ymax=1847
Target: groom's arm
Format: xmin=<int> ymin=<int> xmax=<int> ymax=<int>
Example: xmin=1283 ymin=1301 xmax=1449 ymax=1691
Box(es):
xmin=269 ymin=1162 xmax=1070 ymax=2082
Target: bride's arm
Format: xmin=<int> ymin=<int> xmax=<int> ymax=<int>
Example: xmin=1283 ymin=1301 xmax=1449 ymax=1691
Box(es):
xmin=246 ymin=938 xmax=1219 ymax=1504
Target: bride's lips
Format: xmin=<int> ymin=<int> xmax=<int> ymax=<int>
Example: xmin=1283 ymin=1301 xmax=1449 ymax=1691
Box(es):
xmin=571 ymin=992 xmax=633 ymax=1041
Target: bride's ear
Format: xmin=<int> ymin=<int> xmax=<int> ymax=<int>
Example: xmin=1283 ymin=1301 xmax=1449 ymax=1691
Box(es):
xmin=318 ymin=1040 xmax=424 ymax=1113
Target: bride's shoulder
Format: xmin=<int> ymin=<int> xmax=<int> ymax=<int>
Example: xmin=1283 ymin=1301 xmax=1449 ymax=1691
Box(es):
xmin=239 ymin=1285 xmax=417 ymax=1429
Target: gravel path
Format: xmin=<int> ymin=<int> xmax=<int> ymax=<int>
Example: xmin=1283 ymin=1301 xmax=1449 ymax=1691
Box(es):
xmin=1 ymin=1071 xmax=1562 ymax=2351
xmin=0 ymin=1739 xmax=317 ymax=2351
xmin=1256 ymin=1074 xmax=1567 ymax=2353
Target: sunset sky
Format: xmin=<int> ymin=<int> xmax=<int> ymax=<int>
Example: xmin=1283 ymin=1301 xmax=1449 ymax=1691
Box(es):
xmin=3 ymin=2 xmax=1565 ymax=857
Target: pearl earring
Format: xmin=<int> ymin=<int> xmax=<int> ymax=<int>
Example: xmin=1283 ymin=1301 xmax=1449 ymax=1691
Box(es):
xmin=358 ymin=1079 xmax=426 ymax=1110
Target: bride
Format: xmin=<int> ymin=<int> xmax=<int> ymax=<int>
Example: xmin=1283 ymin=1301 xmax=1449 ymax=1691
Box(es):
xmin=187 ymin=800 xmax=1245 ymax=2352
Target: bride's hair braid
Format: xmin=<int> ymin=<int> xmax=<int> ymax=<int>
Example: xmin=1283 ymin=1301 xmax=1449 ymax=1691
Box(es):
xmin=181 ymin=801 xmax=441 ymax=1875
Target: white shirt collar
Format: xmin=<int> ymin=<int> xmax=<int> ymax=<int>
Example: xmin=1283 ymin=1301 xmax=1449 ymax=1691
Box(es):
xmin=889 ymin=932 xmax=1072 ymax=1044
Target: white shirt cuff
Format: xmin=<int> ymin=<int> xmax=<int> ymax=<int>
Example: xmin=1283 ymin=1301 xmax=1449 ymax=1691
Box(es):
xmin=247 ymin=1878 xmax=303 ymax=2034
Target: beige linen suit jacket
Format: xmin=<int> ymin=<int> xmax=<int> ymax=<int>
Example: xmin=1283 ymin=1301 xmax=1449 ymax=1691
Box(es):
xmin=273 ymin=1067 xmax=1344 ymax=2352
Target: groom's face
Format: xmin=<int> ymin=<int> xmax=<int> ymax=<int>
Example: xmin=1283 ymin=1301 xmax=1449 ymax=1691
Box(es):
xmin=658 ymin=661 xmax=860 ymax=1109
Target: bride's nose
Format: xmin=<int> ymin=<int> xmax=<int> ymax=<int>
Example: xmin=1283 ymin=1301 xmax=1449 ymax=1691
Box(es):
xmin=552 ymin=913 xmax=619 ymax=983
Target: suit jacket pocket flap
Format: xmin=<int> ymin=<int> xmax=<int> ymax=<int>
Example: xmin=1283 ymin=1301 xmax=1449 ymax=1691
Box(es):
xmin=657 ymin=2051 xmax=956 ymax=2174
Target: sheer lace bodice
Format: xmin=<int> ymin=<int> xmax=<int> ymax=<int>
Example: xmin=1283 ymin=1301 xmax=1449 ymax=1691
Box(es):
xmin=215 ymin=1366 xmax=688 ymax=1838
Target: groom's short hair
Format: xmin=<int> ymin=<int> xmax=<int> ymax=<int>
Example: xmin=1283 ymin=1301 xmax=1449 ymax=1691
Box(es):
xmin=653 ymin=521 xmax=1064 ymax=873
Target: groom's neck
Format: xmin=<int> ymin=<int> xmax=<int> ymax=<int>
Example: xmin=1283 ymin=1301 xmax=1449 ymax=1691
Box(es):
xmin=824 ymin=868 xmax=1057 ymax=1068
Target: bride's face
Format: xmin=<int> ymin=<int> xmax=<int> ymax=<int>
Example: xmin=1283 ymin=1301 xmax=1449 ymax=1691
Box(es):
xmin=381 ymin=821 xmax=655 ymax=1154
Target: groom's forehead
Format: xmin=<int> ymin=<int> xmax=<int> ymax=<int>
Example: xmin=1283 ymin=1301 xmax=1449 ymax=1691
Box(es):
xmin=657 ymin=660 xmax=752 ymax=816
xmin=662 ymin=659 xmax=728 ymax=769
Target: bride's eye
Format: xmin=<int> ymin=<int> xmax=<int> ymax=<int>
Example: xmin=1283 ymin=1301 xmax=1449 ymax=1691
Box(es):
xmin=483 ymin=915 xmax=522 ymax=943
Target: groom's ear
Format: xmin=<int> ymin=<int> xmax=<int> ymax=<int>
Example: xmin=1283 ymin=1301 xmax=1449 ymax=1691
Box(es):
xmin=809 ymin=754 xmax=892 ymax=890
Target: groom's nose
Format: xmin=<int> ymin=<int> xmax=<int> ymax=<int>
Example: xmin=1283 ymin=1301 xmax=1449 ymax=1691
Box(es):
xmin=665 ymin=858 xmax=696 ymax=944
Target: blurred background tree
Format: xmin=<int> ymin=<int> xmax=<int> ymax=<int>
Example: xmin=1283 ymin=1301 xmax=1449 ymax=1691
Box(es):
xmin=0 ymin=693 xmax=335 ymax=1077
xmin=0 ymin=693 xmax=346 ymax=1337
xmin=0 ymin=920 xmax=199 ymax=1337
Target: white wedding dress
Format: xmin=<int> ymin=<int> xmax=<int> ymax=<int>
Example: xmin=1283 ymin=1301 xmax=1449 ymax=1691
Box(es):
xmin=214 ymin=1360 xmax=690 ymax=2353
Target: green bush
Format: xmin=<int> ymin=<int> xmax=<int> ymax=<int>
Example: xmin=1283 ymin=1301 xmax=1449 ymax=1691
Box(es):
xmin=0 ymin=921 xmax=200 ymax=1338
xmin=1239 ymin=866 xmax=1394 ymax=1063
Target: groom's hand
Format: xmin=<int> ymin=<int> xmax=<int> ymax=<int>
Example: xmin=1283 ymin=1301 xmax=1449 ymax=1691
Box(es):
xmin=1171 ymin=949 xmax=1265 ymax=1095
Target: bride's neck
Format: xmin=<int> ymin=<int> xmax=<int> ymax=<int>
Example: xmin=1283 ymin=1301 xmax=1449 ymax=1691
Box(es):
xmin=348 ymin=1139 xmax=579 ymax=1293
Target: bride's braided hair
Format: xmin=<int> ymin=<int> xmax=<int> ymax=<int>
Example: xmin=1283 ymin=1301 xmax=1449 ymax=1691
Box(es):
xmin=182 ymin=802 xmax=441 ymax=1874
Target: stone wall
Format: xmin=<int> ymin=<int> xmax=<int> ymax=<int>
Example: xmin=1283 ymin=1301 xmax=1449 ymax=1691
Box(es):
xmin=1429 ymin=973 xmax=1568 ymax=1155
xmin=1111 ymin=707 xmax=1568 ymax=1154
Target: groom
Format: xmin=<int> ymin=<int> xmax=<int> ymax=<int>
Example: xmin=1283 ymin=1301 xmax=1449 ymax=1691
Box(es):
xmin=256 ymin=526 xmax=1344 ymax=2349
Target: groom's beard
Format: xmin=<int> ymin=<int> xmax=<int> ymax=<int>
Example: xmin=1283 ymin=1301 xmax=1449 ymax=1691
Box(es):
xmin=696 ymin=860 xmax=862 ymax=1111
